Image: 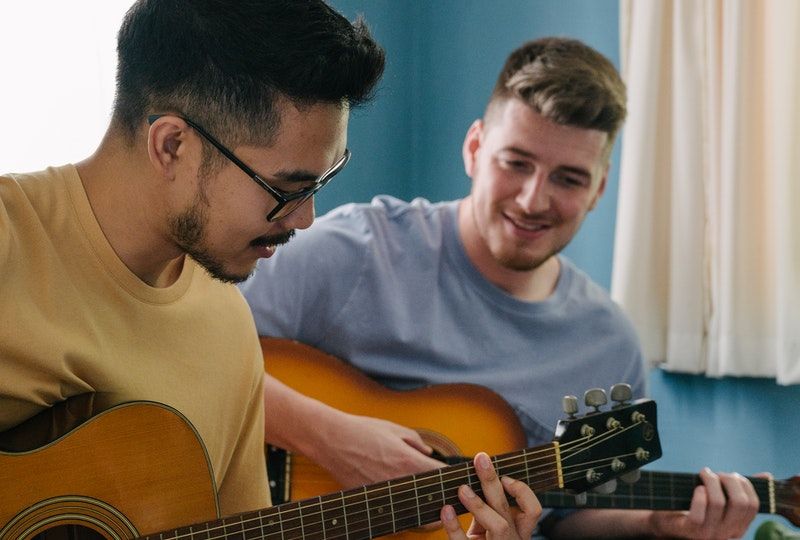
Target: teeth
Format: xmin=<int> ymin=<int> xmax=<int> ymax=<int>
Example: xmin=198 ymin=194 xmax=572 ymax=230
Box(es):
xmin=513 ymin=220 xmax=546 ymax=231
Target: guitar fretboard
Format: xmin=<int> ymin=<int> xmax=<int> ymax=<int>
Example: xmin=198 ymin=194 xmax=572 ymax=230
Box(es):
xmin=142 ymin=445 xmax=561 ymax=540
xmin=539 ymin=471 xmax=777 ymax=515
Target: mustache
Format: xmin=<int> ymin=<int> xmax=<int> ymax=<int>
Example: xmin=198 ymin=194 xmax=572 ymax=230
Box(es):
xmin=250 ymin=230 xmax=295 ymax=248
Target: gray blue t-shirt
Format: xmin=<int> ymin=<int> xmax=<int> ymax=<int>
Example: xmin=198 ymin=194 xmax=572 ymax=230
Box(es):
xmin=240 ymin=195 xmax=646 ymax=447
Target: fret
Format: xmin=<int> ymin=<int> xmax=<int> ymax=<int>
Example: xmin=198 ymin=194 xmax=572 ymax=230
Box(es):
xmin=415 ymin=469 xmax=447 ymax=526
xmin=360 ymin=486 xmax=376 ymax=538
xmin=171 ymin=525 xmax=193 ymax=540
xmin=318 ymin=496 xmax=326 ymax=540
xmin=257 ymin=508 xmax=284 ymax=540
xmin=513 ymin=446 xmax=558 ymax=492
xmin=192 ymin=521 xmax=211 ymax=540
xmin=319 ymin=491 xmax=348 ymax=539
xmin=297 ymin=499 xmax=324 ymax=540
xmin=389 ymin=476 xmax=420 ymax=532
xmin=365 ymin=482 xmax=394 ymax=537
xmin=277 ymin=501 xmax=303 ymax=540
xmin=243 ymin=514 xmax=262 ymax=540
xmin=222 ymin=516 xmax=245 ymax=540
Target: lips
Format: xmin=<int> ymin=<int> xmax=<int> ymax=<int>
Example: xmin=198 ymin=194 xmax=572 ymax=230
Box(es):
xmin=505 ymin=213 xmax=552 ymax=232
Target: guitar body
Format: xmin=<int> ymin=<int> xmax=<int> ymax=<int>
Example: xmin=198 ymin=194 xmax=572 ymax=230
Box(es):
xmin=261 ymin=337 xmax=527 ymax=539
xmin=0 ymin=401 xmax=218 ymax=540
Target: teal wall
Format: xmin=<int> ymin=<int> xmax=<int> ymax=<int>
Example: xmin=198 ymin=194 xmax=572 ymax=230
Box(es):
xmin=323 ymin=2 xmax=800 ymax=536
xmin=323 ymin=0 xmax=621 ymax=289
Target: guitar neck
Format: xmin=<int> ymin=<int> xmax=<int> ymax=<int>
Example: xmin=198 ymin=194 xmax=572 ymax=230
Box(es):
xmin=143 ymin=445 xmax=562 ymax=540
xmin=539 ymin=471 xmax=776 ymax=515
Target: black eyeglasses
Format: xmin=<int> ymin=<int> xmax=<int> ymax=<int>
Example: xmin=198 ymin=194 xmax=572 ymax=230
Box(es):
xmin=147 ymin=114 xmax=350 ymax=222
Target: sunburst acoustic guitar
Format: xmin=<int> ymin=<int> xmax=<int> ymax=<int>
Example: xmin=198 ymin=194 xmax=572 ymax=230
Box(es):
xmin=1 ymin=354 xmax=662 ymax=540
xmin=260 ymin=337 xmax=800 ymax=536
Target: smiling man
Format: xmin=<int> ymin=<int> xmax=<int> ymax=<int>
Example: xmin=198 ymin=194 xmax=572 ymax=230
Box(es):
xmin=241 ymin=37 xmax=759 ymax=538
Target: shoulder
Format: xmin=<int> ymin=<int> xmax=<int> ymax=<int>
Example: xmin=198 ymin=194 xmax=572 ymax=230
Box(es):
xmin=0 ymin=169 xmax=61 ymax=264
xmin=317 ymin=195 xmax=453 ymax=241
xmin=558 ymin=257 xmax=642 ymax=346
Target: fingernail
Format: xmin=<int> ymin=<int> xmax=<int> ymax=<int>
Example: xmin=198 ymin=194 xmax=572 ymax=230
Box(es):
xmin=501 ymin=476 xmax=514 ymax=486
xmin=442 ymin=505 xmax=456 ymax=521
xmin=461 ymin=484 xmax=476 ymax=498
xmin=476 ymin=453 xmax=492 ymax=470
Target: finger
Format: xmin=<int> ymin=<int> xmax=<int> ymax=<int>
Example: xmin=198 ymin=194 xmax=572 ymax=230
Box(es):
xmin=698 ymin=467 xmax=726 ymax=529
xmin=397 ymin=427 xmax=434 ymax=456
xmin=457 ymin=484 xmax=512 ymax=535
xmin=686 ymin=484 xmax=708 ymax=528
xmin=718 ymin=473 xmax=759 ymax=536
xmin=440 ymin=505 xmax=467 ymax=540
xmin=473 ymin=452 xmax=513 ymax=521
xmin=501 ymin=476 xmax=541 ymax=539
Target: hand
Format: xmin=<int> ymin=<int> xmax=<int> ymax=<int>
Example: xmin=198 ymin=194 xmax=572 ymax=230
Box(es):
xmin=314 ymin=412 xmax=446 ymax=488
xmin=440 ymin=452 xmax=541 ymax=540
xmin=650 ymin=468 xmax=760 ymax=539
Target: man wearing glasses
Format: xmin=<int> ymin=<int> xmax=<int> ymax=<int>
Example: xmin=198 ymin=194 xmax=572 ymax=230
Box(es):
xmin=0 ymin=0 xmax=540 ymax=533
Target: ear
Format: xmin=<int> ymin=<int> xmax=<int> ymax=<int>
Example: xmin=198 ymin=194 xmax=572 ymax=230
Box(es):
xmin=588 ymin=163 xmax=609 ymax=211
xmin=146 ymin=116 xmax=191 ymax=180
xmin=462 ymin=119 xmax=484 ymax=178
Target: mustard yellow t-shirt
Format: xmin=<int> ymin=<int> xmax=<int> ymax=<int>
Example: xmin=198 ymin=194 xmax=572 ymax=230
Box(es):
xmin=0 ymin=164 xmax=269 ymax=515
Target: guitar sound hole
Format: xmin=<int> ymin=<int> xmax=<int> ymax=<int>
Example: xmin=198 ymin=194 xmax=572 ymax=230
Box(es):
xmin=34 ymin=525 xmax=107 ymax=540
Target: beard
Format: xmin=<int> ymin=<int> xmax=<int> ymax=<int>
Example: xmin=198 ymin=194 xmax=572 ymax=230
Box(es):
xmin=169 ymin=196 xmax=294 ymax=284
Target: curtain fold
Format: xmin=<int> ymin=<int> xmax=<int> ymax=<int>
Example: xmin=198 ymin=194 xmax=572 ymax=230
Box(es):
xmin=614 ymin=0 xmax=800 ymax=384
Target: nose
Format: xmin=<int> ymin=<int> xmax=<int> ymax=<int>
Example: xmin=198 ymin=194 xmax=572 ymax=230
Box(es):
xmin=515 ymin=171 xmax=550 ymax=214
xmin=278 ymin=197 xmax=316 ymax=231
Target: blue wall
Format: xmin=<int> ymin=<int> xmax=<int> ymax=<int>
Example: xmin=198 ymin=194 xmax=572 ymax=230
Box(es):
xmin=324 ymin=2 xmax=800 ymax=536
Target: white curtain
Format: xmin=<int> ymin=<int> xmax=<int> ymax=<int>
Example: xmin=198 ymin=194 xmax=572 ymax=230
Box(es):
xmin=0 ymin=2 xmax=132 ymax=173
xmin=613 ymin=0 xmax=800 ymax=384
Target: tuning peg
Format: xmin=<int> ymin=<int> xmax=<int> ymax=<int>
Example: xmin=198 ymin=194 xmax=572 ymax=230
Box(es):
xmin=562 ymin=395 xmax=579 ymax=418
xmin=591 ymin=478 xmax=617 ymax=494
xmin=584 ymin=388 xmax=607 ymax=412
xmin=620 ymin=469 xmax=641 ymax=484
xmin=610 ymin=383 xmax=632 ymax=407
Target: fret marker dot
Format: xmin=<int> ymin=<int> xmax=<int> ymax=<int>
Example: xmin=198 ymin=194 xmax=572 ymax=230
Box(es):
xmin=427 ymin=495 xmax=433 ymax=501
xmin=378 ymin=507 xmax=384 ymax=514
xmin=332 ymin=519 xmax=338 ymax=525
xmin=268 ymin=520 xmax=274 ymax=525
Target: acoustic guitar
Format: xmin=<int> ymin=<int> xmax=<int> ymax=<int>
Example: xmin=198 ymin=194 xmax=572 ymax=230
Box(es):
xmin=261 ymin=337 xmax=800 ymax=532
xmin=0 ymin=372 xmax=661 ymax=539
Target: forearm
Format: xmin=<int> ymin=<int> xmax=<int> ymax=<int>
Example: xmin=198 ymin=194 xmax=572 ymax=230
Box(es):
xmin=545 ymin=509 xmax=658 ymax=539
xmin=262 ymin=372 xmax=345 ymax=461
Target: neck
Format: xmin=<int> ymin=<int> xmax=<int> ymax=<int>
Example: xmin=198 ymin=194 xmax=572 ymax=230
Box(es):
xmin=457 ymin=198 xmax=560 ymax=302
xmin=75 ymin=129 xmax=185 ymax=287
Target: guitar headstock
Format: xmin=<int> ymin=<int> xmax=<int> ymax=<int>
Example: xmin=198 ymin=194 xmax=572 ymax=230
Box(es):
xmin=779 ymin=475 xmax=800 ymax=526
xmin=553 ymin=385 xmax=662 ymax=494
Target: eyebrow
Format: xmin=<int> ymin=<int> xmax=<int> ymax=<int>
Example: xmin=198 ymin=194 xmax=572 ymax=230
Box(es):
xmin=500 ymin=146 xmax=593 ymax=179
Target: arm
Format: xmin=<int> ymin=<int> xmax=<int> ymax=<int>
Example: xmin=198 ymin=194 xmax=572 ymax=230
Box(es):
xmin=544 ymin=469 xmax=759 ymax=539
xmin=263 ymin=373 xmax=445 ymax=487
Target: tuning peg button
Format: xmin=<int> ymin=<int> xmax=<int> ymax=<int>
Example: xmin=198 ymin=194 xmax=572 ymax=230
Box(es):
xmin=562 ymin=395 xmax=579 ymax=418
xmin=591 ymin=478 xmax=617 ymax=494
xmin=620 ymin=469 xmax=641 ymax=484
xmin=584 ymin=388 xmax=607 ymax=412
xmin=610 ymin=383 xmax=632 ymax=406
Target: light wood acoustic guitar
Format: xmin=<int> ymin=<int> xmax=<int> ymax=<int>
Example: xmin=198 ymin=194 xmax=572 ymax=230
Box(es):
xmin=260 ymin=337 xmax=800 ymax=533
xmin=1 ymin=353 xmax=662 ymax=540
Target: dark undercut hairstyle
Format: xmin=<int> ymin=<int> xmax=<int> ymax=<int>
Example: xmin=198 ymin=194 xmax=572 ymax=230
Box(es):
xmin=112 ymin=0 xmax=385 ymax=164
xmin=486 ymin=37 xmax=627 ymax=159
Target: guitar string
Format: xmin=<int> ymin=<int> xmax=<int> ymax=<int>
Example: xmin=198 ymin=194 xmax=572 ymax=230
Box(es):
xmin=155 ymin=426 xmax=651 ymax=540
xmin=155 ymin=428 xmax=642 ymax=540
